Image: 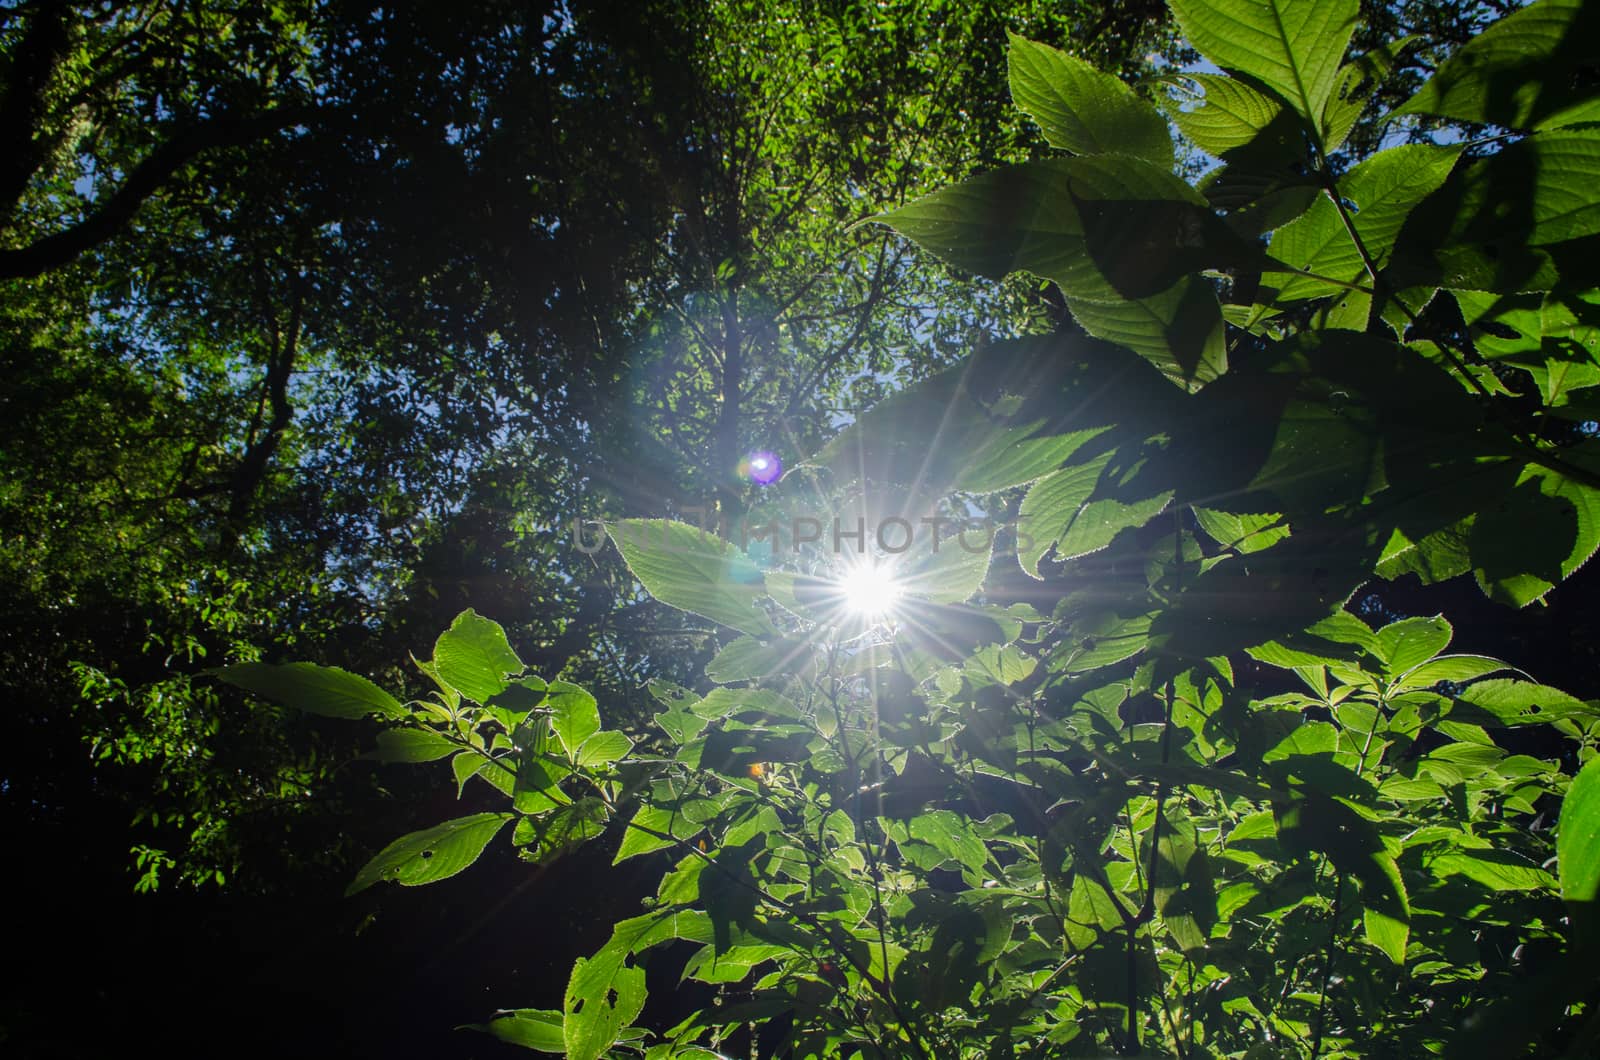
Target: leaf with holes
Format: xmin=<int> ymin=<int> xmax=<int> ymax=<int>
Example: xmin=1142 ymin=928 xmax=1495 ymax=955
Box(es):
xmin=346 ymin=812 xmax=513 ymax=895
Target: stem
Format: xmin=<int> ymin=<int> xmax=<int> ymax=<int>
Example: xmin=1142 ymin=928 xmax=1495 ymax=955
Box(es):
xmin=1309 ymin=873 xmax=1345 ymax=1058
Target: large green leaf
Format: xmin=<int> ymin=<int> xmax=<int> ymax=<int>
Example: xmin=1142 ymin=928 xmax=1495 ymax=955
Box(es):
xmin=1394 ymin=0 xmax=1600 ymax=132
xmin=1065 ymin=277 xmax=1228 ymax=391
xmin=874 ymin=156 xmax=1256 ymax=307
xmin=812 ymin=336 xmax=1140 ymax=494
xmin=1007 ymin=34 xmax=1172 ymax=166
xmin=1470 ymin=460 xmax=1600 ymax=606
xmin=564 ymin=954 xmax=646 ymax=1060
xmin=1170 ymin=73 xmax=1284 ymax=157
xmin=1559 ymin=756 xmax=1600 ymax=905
xmin=609 ymin=519 xmax=773 ymax=636
xmin=215 ymin=661 xmax=408 ymax=720
xmin=1017 ymin=453 xmax=1172 ymax=578
xmin=432 ymin=609 xmax=524 ymax=703
xmin=1265 ymin=143 xmax=1462 ymax=301
xmin=346 ymin=812 xmax=513 ymax=895
xmin=1169 ymin=0 xmax=1359 ymax=138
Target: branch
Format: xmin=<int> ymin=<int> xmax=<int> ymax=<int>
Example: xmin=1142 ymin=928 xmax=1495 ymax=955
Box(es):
xmin=0 ymin=107 xmax=314 ymax=280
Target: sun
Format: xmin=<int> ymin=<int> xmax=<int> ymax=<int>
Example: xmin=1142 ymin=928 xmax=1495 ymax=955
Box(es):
xmin=838 ymin=560 xmax=903 ymax=620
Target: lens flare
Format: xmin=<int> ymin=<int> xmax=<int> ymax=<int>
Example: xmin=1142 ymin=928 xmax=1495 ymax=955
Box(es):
xmin=743 ymin=450 xmax=783 ymax=486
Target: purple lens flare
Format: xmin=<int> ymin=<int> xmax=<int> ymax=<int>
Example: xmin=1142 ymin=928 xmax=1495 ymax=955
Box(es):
xmin=744 ymin=450 xmax=783 ymax=485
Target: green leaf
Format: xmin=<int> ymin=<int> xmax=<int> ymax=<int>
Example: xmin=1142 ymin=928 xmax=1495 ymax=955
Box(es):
xmin=431 ymin=609 xmax=523 ymax=703
xmin=908 ymin=810 xmax=989 ymax=875
xmin=1017 ymin=452 xmax=1173 ymax=577
xmin=1471 ymin=460 xmax=1600 ymax=606
xmin=215 ymin=661 xmax=409 ymax=720
xmin=1392 ymin=654 xmax=1509 ymax=692
xmin=1169 ymin=0 xmax=1359 ymax=137
xmin=1373 ymin=616 xmax=1451 ymax=679
xmin=1007 ymin=34 xmax=1172 ymax=166
xmin=1321 ymin=38 xmax=1414 ymax=155
xmin=565 ymin=950 xmax=647 ymax=1060
xmin=1170 ymin=73 xmax=1285 ymax=157
xmin=1394 ymin=0 xmax=1600 ymax=132
xmin=874 ymin=156 xmax=1255 ymax=306
xmin=1433 ymin=851 xmax=1556 ymax=892
xmin=469 ymin=1009 xmax=566 ymax=1052
xmin=548 ymin=681 xmax=602 ymax=758
xmin=576 ymin=730 xmax=633 ymax=767
xmin=1457 ymin=679 xmax=1596 ymax=727
xmin=608 ymin=519 xmax=773 ymax=636
xmin=369 ymin=728 xmax=459 ymax=763
xmin=900 ymin=531 xmax=990 ymax=604
xmin=1065 ymin=277 xmax=1228 ymax=390
xmin=1192 ymin=508 xmax=1289 ymax=555
xmin=1560 ymin=756 xmax=1600 ymax=904
xmin=706 ymin=636 xmax=809 ymax=683
xmin=346 ymin=812 xmax=513 ymax=895
xmin=813 ymin=337 xmax=1121 ymax=496
xmin=615 ymin=803 xmax=700 ymax=864
xmin=1265 ymin=144 xmax=1462 ymax=302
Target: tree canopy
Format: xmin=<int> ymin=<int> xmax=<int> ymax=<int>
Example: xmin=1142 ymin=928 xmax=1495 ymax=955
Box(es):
xmin=4 ymin=0 xmax=1599 ymax=1056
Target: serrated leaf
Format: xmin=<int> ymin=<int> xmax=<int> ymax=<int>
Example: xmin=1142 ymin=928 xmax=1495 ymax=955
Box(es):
xmin=1392 ymin=654 xmax=1510 ymax=692
xmin=1007 ymin=34 xmax=1172 ymax=165
xmin=1066 ymin=277 xmax=1228 ymax=390
xmin=1373 ymin=615 xmax=1452 ymax=679
xmin=576 ymin=730 xmax=633 ymax=767
xmin=1170 ymin=73 xmax=1285 ymax=157
xmin=1457 ymin=679 xmax=1596 ymax=726
xmin=1018 ymin=452 xmax=1173 ymax=577
xmin=565 ymin=952 xmax=646 ymax=1060
xmin=1433 ymin=851 xmax=1556 ymax=892
xmin=432 ymin=609 xmax=523 ymax=703
xmin=548 ymin=681 xmax=602 ymax=758
xmin=1169 ymin=0 xmax=1359 ymax=138
xmin=1265 ymin=144 xmax=1462 ymax=302
xmin=1471 ymin=459 xmax=1600 ymax=606
xmin=1394 ymin=0 xmax=1600 ymax=132
xmin=1192 ymin=508 xmax=1289 ymax=555
xmin=609 ymin=519 xmax=773 ymax=636
xmin=215 ymin=661 xmax=408 ymax=720
xmin=874 ymin=156 xmax=1256 ymax=308
xmin=346 ymin=812 xmax=513 ymax=895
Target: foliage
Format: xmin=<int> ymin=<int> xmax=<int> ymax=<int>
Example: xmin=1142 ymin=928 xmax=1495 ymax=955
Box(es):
xmin=224 ymin=0 xmax=1600 ymax=1054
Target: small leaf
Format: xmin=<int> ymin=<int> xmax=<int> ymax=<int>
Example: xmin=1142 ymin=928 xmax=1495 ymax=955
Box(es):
xmin=609 ymin=519 xmax=773 ymax=636
xmin=468 ymin=1009 xmax=566 ymax=1053
xmin=215 ymin=661 xmax=408 ymax=720
xmin=432 ymin=610 xmax=524 ymax=703
xmin=346 ymin=813 xmax=513 ymax=895
xmin=1007 ymin=34 xmax=1172 ymax=166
